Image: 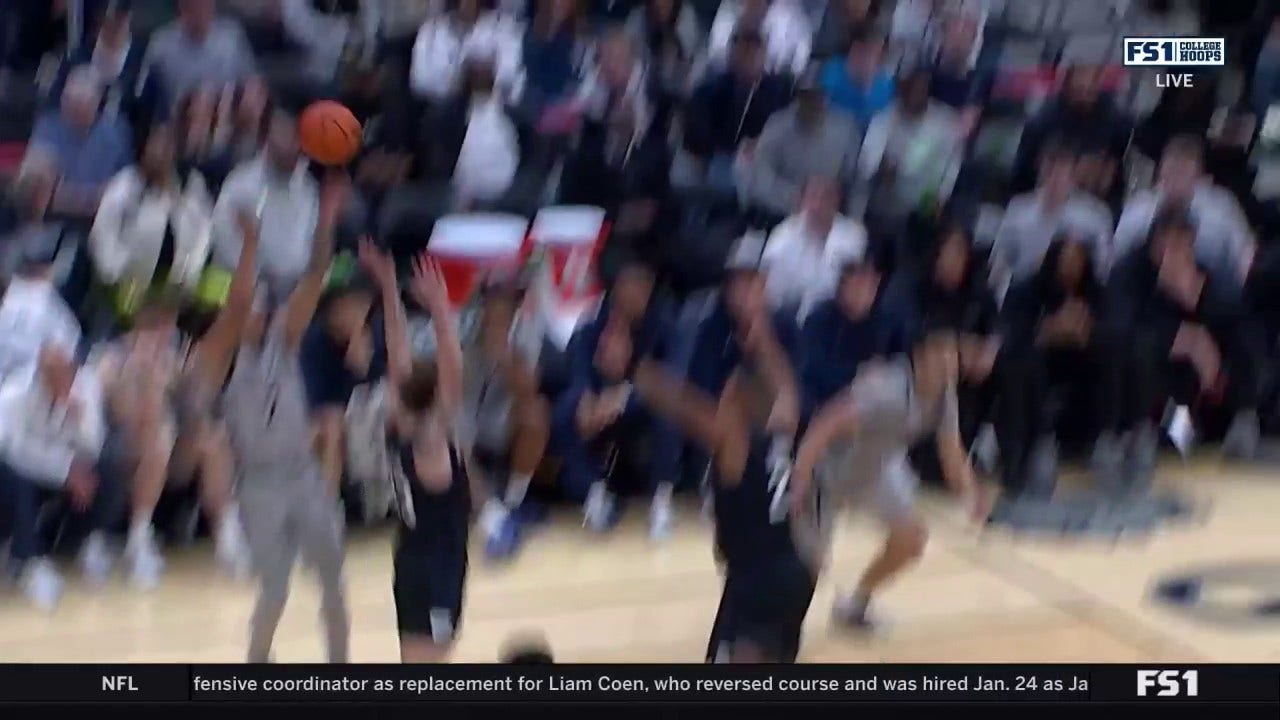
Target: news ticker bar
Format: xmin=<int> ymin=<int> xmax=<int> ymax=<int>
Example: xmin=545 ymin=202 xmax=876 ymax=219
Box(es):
xmin=0 ymin=665 xmax=1274 ymax=703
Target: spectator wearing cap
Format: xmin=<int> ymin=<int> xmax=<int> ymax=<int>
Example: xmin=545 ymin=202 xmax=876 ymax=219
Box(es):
xmin=855 ymin=68 xmax=964 ymax=233
xmin=0 ymin=341 xmax=121 ymax=611
xmin=677 ymin=29 xmax=793 ymax=196
xmin=1011 ymin=65 xmax=1133 ymax=195
xmin=0 ymin=168 xmax=83 ymax=381
xmin=817 ymin=28 xmax=894 ymax=130
xmin=799 ymin=251 xmax=904 ymax=418
xmin=706 ymin=0 xmax=813 ymax=77
xmin=992 ymin=143 xmax=1114 ymax=284
xmin=211 ymin=109 xmax=317 ymax=301
xmin=999 ymin=235 xmax=1111 ymax=497
xmin=745 ymin=74 xmax=861 ymax=220
xmin=27 ymin=67 xmax=135 ymax=221
xmin=554 ymin=255 xmax=680 ymax=538
xmin=1102 ymin=210 xmax=1261 ymax=477
xmin=1113 ymin=135 xmax=1255 ymax=286
xmin=410 ymin=0 xmax=524 ymax=104
xmin=89 ymin=124 xmax=214 ymax=323
xmin=144 ymin=0 xmax=257 ymax=106
xmin=47 ymin=0 xmax=167 ymax=145
xmin=762 ymin=175 xmax=868 ymax=320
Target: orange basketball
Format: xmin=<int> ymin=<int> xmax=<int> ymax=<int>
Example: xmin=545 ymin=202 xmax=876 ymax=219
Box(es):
xmin=299 ymin=101 xmax=363 ymax=166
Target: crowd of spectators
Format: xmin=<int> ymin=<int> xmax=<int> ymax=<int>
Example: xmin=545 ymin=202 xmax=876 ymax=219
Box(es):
xmin=1 ymin=0 xmax=1280 ymax=609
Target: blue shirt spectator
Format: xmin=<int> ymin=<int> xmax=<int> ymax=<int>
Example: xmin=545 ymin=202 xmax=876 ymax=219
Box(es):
xmin=818 ymin=30 xmax=894 ymax=129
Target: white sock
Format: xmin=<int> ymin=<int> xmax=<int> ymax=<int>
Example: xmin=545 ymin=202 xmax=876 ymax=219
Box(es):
xmin=653 ymin=481 xmax=674 ymax=506
xmin=479 ymin=499 xmax=508 ymax=536
xmin=504 ymin=472 xmax=532 ymax=508
xmin=217 ymin=506 xmax=242 ymax=539
xmin=127 ymin=517 xmax=152 ymax=548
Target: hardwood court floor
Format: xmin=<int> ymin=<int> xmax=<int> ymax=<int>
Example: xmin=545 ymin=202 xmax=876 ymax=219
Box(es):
xmin=0 ymin=459 xmax=1276 ymax=663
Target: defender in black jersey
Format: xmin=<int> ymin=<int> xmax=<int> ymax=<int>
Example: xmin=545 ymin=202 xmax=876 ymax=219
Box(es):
xmin=363 ymin=242 xmax=476 ymax=663
xmin=621 ymin=323 xmax=819 ymax=663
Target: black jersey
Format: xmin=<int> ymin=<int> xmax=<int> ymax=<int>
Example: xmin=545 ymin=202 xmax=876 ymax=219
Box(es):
xmin=389 ymin=430 xmax=471 ymax=562
xmin=712 ymin=435 xmax=801 ymax=568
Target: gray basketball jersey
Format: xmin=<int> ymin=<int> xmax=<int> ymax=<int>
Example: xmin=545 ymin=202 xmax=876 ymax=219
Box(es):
xmin=222 ymin=324 xmax=314 ymax=474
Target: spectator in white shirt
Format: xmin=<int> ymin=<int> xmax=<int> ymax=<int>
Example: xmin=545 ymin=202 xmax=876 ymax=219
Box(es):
xmin=707 ymin=0 xmax=813 ymax=76
xmin=992 ymin=143 xmax=1114 ymax=283
xmin=0 ymin=169 xmax=83 ymax=382
xmin=1113 ymin=135 xmax=1255 ymax=286
xmin=763 ymin=174 xmax=868 ymax=319
xmin=211 ymin=110 xmax=319 ymax=302
xmin=145 ymin=0 xmax=258 ymax=106
xmin=856 ymin=68 xmax=964 ymax=228
xmin=410 ymin=0 xmax=525 ymax=103
xmin=0 ymin=343 xmax=119 ymax=611
xmin=90 ymin=125 xmax=215 ymax=317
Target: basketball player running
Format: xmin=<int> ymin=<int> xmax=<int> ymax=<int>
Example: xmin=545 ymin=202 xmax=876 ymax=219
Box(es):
xmin=365 ymin=244 xmax=474 ymax=663
xmin=606 ymin=325 xmax=819 ymax=662
xmin=791 ymin=328 xmax=990 ymax=631
xmin=182 ymin=173 xmax=350 ymax=663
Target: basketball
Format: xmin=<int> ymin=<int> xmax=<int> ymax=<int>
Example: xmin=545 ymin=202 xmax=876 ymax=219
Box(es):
xmin=299 ymin=101 xmax=362 ymax=166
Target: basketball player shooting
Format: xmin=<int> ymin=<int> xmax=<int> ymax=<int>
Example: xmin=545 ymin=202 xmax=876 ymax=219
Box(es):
xmin=791 ymin=328 xmax=992 ymax=632
xmin=602 ymin=325 xmax=819 ymax=663
xmin=181 ymin=170 xmax=351 ymax=663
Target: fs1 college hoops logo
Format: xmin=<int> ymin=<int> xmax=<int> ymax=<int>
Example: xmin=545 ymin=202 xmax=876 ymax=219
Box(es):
xmin=1124 ymin=37 xmax=1225 ymax=67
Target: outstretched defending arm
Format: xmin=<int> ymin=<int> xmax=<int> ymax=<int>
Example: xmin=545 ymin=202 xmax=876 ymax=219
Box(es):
xmin=281 ymin=172 xmax=346 ymax=350
xmin=358 ymin=240 xmax=410 ymax=388
xmin=408 ymin=254 xmax=462 ymax=421
xmin=791 ymin=393 xmax=859 ymax=513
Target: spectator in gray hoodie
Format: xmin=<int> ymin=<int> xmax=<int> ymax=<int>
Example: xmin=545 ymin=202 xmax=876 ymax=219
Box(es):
xmin=745 ymin=71 xmax=861 ymax=220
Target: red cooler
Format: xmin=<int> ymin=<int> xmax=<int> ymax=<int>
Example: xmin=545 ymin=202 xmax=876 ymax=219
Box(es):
xmin=428 ymin=213 xmax=529 ymax=307
xmin=530 ymin=205 xmax=607 ymax=303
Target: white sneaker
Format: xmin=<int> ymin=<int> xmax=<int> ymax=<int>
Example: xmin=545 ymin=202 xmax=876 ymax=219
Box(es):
xmin=126 ymin=528 xmax=165 ymax=590
xmin=582 ymin=482 xmax=618 ymax=533
xmin=78 ymin=532 xmax=115 ymax=585
xmin=20 ymin=559 xmax=64 ymax=612
xmin=649 ymin=483 xmax=674 ymax=541
xmin=214 ymin=511 xmax=250 ymax=578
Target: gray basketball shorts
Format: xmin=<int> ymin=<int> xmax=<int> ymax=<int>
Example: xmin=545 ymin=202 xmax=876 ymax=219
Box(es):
xmin=818 ymin=445 xmax=919 ymax=527
xmin=237 ymin=465 xmax=345 ymax=578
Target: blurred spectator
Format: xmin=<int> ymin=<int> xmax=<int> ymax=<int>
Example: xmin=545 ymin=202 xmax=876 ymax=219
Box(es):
xmin=818 ymin=28 xmax=894 ymax=129
xmin=856 ymin=69 xmax=964 ymax=230
xmin=555 ymin=256 xmax=679 ymax=536
xmin=678 ymin=30 xmax=792 ymax=194
xmin=173 ymin=78 xmax=273 ymax=192
xmin=925 ymin=14 xmax=990 ymax=117
xmin=1 ymin=0 xmax=71 ymax=75
xmin=0 ymin=343 xmax=117 ymax=611
xmin=521 ymin=0 xmax=587 ymax=118
xmin=0 ymin=167 xmax=83 ymax=380
xmin=28 ymin=68 xmax=134 ymax=221
xmin=763 ymin=175 xmax=867 ymax=319
xmin=144 ymin=0 xmax=257 ymax=106
xmin=47 ymin=0 xmax=167 ymax=146
xmin=999 ymin=236 xmax=1109 ymax=496
xmin=1104 ymin=210 xmax=1262 ymax=470
xmin=889 ymin=0 xmax=986 ymax=69
xmin=811 ymin=0 xmax=880 ymax=62
xmin=1113 ymin=136 xmax=1255 ymax=284
xmin=706 ymin=0 xmax=813 ymax=77
xmin=1252 ymin=16 xmax=1280 ymax=122
xmin=89 ymin=124 xmax=214 ymax=316
xmin=799 ymin=252 xmax=903 ymax=412
xmin=1075 ymin=146 xmax=1124 ymax=219
xmin=745 ymin=75 xmax=861 ymax=220
xmin=575 ymin=30 xmax=666 ymax=133
xmin=278 ymin=0 xmax=363 ymax=87
xmin=211 ymin=110 xmax=317 ymax=300
xmin=560 ymin=85 xmax=672 ymax=276
xmin=410 ymin=0 xmax=524 ymax=103
xmin=1011 ymin=65 xmax=1133 ymax=195
xmin=1134 ymin=72 xmax=1217 ymax=161
xmin=992 ymin=143 xmax=1113 ymax=283
xmin=626 ymin=0 xmax=704 ymax=97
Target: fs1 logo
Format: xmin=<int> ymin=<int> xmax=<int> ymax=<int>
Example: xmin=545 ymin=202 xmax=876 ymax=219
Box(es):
xmin=1137 ymin=670 xmax=1199 ymax=697
xmin=1124 ymin=38 xmax=1225 ymax=66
